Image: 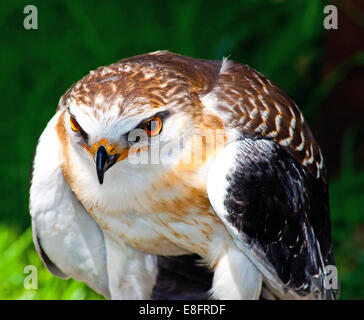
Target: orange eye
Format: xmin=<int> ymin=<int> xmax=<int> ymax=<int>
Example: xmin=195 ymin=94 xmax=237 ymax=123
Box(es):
xmin=70 ymin=116 xmax=81 ymax=132
xmin=143 ymin=117 xmax=162 ymax=136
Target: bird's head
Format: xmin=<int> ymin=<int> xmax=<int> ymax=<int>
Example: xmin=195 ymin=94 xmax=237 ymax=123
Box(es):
xmin=59 ymin=53 xmax=224 ymax=190
xmin=65 ymin=103 xmax=190 ymax=185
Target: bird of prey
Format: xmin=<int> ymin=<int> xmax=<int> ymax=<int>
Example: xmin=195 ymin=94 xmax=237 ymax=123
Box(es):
xmin=29 ymin=51 xmax=338 ymax=300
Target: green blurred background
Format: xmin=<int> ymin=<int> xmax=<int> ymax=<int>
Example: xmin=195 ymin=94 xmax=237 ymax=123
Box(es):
xmin=0 ymin=0 xmax=363 ymax=299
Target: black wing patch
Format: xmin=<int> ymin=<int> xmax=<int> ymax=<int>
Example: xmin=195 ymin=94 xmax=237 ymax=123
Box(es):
xmin=224 ymin=138 xmax=337 ymax=299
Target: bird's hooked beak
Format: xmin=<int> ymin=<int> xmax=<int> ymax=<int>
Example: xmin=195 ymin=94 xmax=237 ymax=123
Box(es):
xmin=82 ymin=138 xmax=149 ymax=184
xmin=95 ymin=145 xmax=119 ymax=184
xmin=82 ymin=138 xmax=129 ymax=184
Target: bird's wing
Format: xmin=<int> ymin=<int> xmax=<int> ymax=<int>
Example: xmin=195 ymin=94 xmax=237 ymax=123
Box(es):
xmin=29 ymin=111 xmax=110 ymax=298
xmin=207 ymin=138 xmax=338 ymax=299
xmin=30 ymin=111 xmax=159 ymax=300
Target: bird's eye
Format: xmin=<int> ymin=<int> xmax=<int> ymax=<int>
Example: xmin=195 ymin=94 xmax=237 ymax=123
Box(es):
xmin=70 ymin=116 xmax=81 ymax=132
xmin=143 ymin=117 xmax=162 ymax=136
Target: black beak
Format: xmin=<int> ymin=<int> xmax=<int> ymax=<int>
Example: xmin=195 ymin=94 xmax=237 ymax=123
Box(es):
xmin=96 ymin=146 xmax=119 ymax=184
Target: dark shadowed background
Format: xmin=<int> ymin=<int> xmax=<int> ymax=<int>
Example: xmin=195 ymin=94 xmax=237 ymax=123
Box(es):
xmin=0 ymin=0 xmax=363 ymax=299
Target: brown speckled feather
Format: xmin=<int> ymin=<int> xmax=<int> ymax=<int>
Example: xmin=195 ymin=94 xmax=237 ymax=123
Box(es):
xmin=204 ymin=60 xmax=325 ymax=181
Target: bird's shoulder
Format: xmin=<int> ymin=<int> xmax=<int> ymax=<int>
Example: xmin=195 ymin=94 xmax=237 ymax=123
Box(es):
xmin=199 ymin=59 xmax=325 ymax=182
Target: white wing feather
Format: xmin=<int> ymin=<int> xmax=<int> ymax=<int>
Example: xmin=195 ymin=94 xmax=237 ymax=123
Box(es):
xmin=30 ymin=111 xmax=159 ymax=299
xmin=30 ymin=111 xmax=110 ymax=298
